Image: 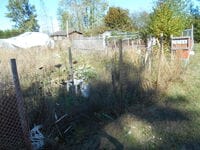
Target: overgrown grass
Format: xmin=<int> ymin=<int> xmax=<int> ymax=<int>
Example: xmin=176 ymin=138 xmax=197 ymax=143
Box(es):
xmin=1 ymin=44 xmax=200 ymax=149
xmin=102 ymin=44 xmax=200 ymax=149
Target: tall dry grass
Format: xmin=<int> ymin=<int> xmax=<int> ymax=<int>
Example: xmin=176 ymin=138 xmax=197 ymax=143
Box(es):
xmin=0 ymin=45 xmax=184 ymax=125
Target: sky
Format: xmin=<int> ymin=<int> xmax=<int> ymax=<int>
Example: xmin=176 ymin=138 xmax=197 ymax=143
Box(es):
xmin=0 ymin=0 xmax=161 ymax=31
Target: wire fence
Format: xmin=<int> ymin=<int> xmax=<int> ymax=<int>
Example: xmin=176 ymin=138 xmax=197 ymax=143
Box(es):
xmin=0 ymin=59 xmax=31 ymax=150
xmin=0 ymin=94 xmax=27 ymax=149
xmin=71 ymin=36 xmax=145 ymax=51
xmin=72 ymin=36 xmax=105 ymax=50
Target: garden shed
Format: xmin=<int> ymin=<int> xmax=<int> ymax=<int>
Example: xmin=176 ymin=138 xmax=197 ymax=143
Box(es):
xmin=69 ymin=30 xmax=83 ymax=40
xmin=50 ymin=31 xmax=67 ymax=41
xmin=51 ymin=30 xmax=83 ymax=40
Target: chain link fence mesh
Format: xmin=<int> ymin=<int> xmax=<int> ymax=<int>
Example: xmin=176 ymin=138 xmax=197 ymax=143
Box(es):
xmin=0 ymin=61 xmax=31 ymax=150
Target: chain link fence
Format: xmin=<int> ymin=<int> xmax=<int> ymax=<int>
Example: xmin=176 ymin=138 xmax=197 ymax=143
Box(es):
xmin=0 ymin=59 xmax=31 ymax=150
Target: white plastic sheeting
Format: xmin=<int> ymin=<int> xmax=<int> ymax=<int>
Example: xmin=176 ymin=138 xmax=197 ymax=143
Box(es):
xmin=0 ymin=39 xmax=16 ymax=49
xmin=80 ymin=82 xmax=90 ymax=98
xmin=30 ymin=125 xmax=44 ymax=150
xmin=0 ymin=32 xmax=54 ymax=49
xmin=66 ymin=79 xmax=90 ymax=98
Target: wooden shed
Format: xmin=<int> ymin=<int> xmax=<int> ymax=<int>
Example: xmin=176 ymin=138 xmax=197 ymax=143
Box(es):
xmin=51 ymin=30 xmax=83 ymax=40
xmin=50 ymin=31 xmax=67 ymax=41
xmin=69 ymin=31 xmax=83 ymax=40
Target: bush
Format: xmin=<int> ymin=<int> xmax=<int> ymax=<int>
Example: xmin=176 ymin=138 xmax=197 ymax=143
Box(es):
xmin=0 ymin=29 xmax=22 ymax=39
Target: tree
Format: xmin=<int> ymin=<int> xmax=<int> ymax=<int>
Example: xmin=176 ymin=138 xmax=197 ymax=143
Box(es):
xmin=0 ymin=29 xmax=22 ymax=39
xmin=104 ymin=7 xmax=134 ymax=32
xmin=83 ymin=0 xmax=108 ymax=29
xmin=190 ymin=4 xmax=200 ymax=42
xmin=6 ymin=0 xmax=39 ymax=32
xmin=132 ymin=11 xmax=150 ymax=40
xmin=57 ymin=8 xmax=71 ymax=31
xmin=149 ymin=0 xmax=191 ymax=39
xmin=57 ymin=0 xmax=108 ymax=31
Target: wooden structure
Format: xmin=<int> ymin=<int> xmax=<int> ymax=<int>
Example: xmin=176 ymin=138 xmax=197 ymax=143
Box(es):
xmin=171 ymin=26 xmax=194 ymax=59
xmin=51 ymin=30 xmax=83 ymax=41
xmin=50 ymin=31 xmax=67 ymax=41
xmin=171 ymin=36 xmax=193 ymax=59
xmin=69 ymin=31 xmax=83 ymax=40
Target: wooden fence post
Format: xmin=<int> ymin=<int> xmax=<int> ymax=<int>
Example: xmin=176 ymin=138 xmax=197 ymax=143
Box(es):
xmin=10 ymin=59 xmax=32 ymax=150
xmin=156 ymin=33 xmax=163 ymax=89
xmin=145 ymin=36 xmax=153 ymax=73
xmin=170 ymin=35 xmax=175 ymax=62
xmin=118 ymin=39 xmax=125 ymax=113
xmin=68 ymin=47 xmax=75 ymax=94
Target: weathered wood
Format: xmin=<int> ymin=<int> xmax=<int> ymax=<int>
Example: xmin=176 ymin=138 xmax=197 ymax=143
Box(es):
xmin=68 ymin=47 xmax=75 ymax=94
xmin=118 ymin=39 xmax=125 ymax=113
xmin=10 ymin=59 xmax=32 ymax=150
xmin=156 ymin=33 xmax=163 ymax=89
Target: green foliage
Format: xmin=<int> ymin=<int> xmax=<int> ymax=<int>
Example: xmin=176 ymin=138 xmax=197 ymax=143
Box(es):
xmin=190 ymin=5 xmax=200 ymax=43
xmin=74 ymin=64 xmax=97 ymax=82
xmin=132 ymin=11 xmax=151 ymax=41
xmin=149 ymin=0 xmax=190 ymax=39
xmin=57 ymin=1 xmax=72 ymax=31
xmin=57 ymin=0 xmax=108 ymax=31
xmin=104 ymin=7 xmax=134 ymax=32
xmin=6 ymin=0 xmax=39 ymax=32
xmin=132 ymin=11 xmax=150 ymax=30
xmin=84 ymin=25 xmax=108 ymax=36
xmin=0 ymin=29 xmax=22 ymax=39
xmin=193 ymin=19 xmax=200 ymax=43
xmin=57 ymin=7 xmax=72 ymax=31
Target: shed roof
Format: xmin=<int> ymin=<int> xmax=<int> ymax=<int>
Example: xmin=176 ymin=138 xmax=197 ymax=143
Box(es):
xmin=51 ymin=30 xmax=83 ymax=37
xmin=51 ymin=31 xmax=67 ymax=36
xmin=69 ymin=30 xmax=83 ymax=35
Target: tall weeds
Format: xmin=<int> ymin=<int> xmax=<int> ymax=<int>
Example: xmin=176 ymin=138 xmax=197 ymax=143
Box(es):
xmin=0 ymin=45 xmax=184 ymax=125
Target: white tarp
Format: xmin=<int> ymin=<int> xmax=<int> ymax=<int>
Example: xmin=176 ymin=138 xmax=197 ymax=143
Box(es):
xmin=0 ymin=39 xmax=16 ymax=49
xmin=0 ymin=32 xmax=54 ymax=49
